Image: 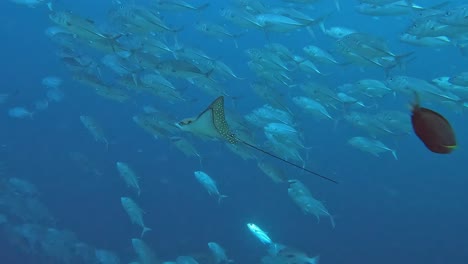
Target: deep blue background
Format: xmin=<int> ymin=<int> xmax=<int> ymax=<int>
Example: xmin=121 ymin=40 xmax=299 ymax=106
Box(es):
xmin=1 ymin=0 xmax=467 ymax=263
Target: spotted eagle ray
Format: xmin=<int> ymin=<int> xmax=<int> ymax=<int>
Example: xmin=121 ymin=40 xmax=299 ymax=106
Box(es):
xmin=176 ymin=96 xmax=338 ymax=184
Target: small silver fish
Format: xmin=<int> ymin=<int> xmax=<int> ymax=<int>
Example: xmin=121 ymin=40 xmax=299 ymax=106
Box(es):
xmin=42 ymin=76 xmax=63 ymax=88
xmin=121 ymin=197 xmax=152 ymax=238
xmin=247 ymin=223 xmax=273 ymax=245
xmin=208 ymin=242 xmax=233 ymax=264
xmin=9 ymin=0 xmax=48 ymax=8
xmin=194 ymin=171 xmax=227 ymax=203
xmin=8 ymin=107 xmax=33 ymax=119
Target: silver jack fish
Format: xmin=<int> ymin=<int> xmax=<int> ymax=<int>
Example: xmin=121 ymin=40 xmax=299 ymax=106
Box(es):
xmin=116 ymin=162 xmax=141 ymax=196
xmin=121 ymin=197 xmax=152 ymax=238
xmin=247 ymin=223 xmax=273 ymax=245
xmin=193 ymin=171 xmax=227 ymax=203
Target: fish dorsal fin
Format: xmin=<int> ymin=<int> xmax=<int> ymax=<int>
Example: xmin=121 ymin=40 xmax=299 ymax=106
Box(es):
xmin=203 ymin=96 xmax=238 ymax=144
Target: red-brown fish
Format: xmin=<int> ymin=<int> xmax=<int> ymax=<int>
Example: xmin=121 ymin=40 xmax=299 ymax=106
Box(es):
xmin=411 ymin=96 xmax=457 ymax=154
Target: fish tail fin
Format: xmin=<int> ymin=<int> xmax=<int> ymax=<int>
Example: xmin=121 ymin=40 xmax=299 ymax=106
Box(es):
xmin=268 ymin=243 xmax=285 ymax=256
xmin=204 ymin=68 xmax=215 ymax=79
xmin=458 ymin=101 xmax=468 ymax=112
xmin=395 ymin=51 xmax=415 ymax=70
xmin=111 ymin=33 xmax=124 ymax=42
xmin=329 ymin=215 xmax=336 ymax=229
xmin=218 ymin=194 xmax=228 ymax=204
xmin=131 ymin=73 xmax=138 ymax=87
xmin=319 ymin=20 xmax=326 ymax=34
xmin=172 ymin=50 xmax=179 ymax=60
xmin=308 ymin=255 xmax=320 ymax=264
xmin=391 ymin=149 xmax=398 ymax=160
xmin=233 ymin=74 xmax=245 ymax=80
xmin=172 ymin=35 xmax=182 ymax=60
xmin=141 ymin=227 xmax=152 ymax=238
xmin=334 ymin=0 xmax=341 ymax=11
xmin=309 ymin=12 xmax=332 ymax=28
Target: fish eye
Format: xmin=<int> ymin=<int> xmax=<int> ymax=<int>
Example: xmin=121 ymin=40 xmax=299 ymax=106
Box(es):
xmin=445 ymin=11 xmax=451 ymax=16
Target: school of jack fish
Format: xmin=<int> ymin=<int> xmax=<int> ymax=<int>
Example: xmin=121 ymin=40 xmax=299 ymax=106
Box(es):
xmin=3 ymin=0 xmax=465 ymax=263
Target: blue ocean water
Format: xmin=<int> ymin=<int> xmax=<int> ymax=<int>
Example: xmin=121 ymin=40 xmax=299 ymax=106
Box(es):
xmin=1 ymin=0 xmax=468 ymax=264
